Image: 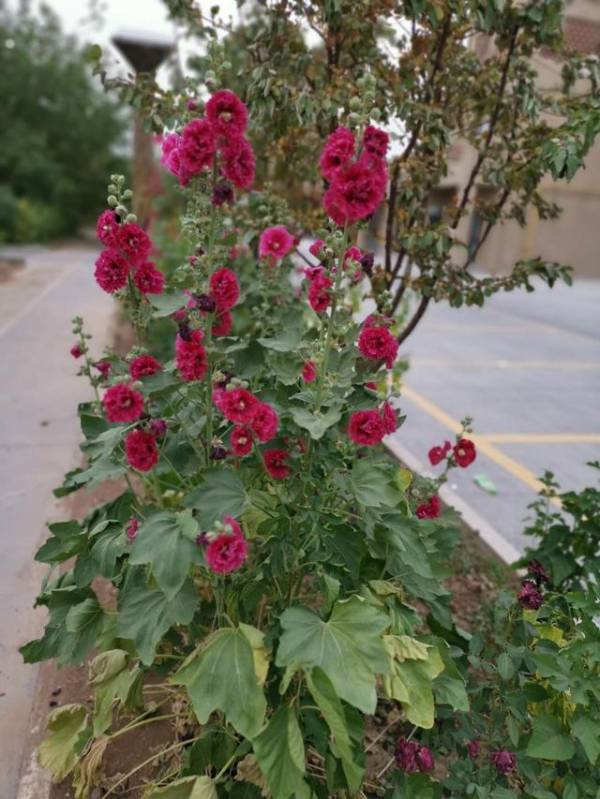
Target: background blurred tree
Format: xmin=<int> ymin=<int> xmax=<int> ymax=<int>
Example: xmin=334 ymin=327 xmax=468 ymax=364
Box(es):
xmin=0 ymin=0 xmax=126 ymax=242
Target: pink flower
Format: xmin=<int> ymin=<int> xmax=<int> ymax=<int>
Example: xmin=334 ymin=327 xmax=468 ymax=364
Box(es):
xmin=416 ymin=495 xmax=441 ymax=520
xmin=102 ymin=384 xmax=144 ymax=423
xmin=94 ymin=249 xmax=130 ymax=293
xmin=348 ymin=410 xmax=385 ymax=446
xmin=517 ymin=580 xmax=544 ymax=610
xmin=125 ymin=517 xmax=139 ymax=542
xmin=231 ymin=425 xmax=253 ymax=456
xmin=395 ymin=738 xmax=419 ymax=773
xmin=150 ymin=419 xmax=167 ymax=438
xmin=251 ymin=403 xmax=279 ymax=442
xmin=259 ymin=226 xmax=295 ymax=261
xmin=343 ymin=246 xmax=362 ymax=268
xmin=117 ymin=223 xmax=152 ymax=264
xmin=319 ymin=127 xmax=355 ymax=180
xmin=206 ymin=90 xmax=248 ymax=137
xmin=428 ymin=441 xmax=451 ymax=466
xmin=453 ymin=438 xmax=476 ymax=468
xmin=205 ymin=529 xmax=248 ymax=574
xmin=325 ymin=161 xmax=387 ymax=225
xmin=363 ymin=125 xmax=390 ymax=159
xmin=125 ymin=429 xmax=159 ymax=472
xmin=212 ymin=310 xmax=233 ymax=337
xmin=357 ymin=325 xmax=399 ymax=368
xmin=302 ymin=360 xmax=317 ymax=383
xmin=221 ymin=137 xmax=255 ymax=189
xmin=210 ymin=267 xmax=240 ymax=311
xmin=490 ymin=751 xmax=517 ymax=775
xmin=176 ymin=330 xmax=208 ymax=381
xmin=309 ymin=239 xmax=325 ymax=258
xmin=180 ymin=119 xmax=217 ymax=178
xmin=133 ymin=262 xmax=165 ymax=294
xmin=218 ymin=388 xmax=260 ymax=424
xmin=94 ymin=360 xmax=112 ymax=379
xmin=70 ymin=344 xmax=83 ymax=359
xmin=304 ymin=265 xmax=326 ymax=282
xmin=161 ymin=132 xmax=183 ymax=179
xmin=263 ymin=448 xmax=291 ymax=480
xmin=466 ymin=740 xmax=480 ymax=760
xmin=416 ymin=746 xmax=434 ymax=773
xmin=381 ymin=401 xmax=398 ymax=434
xmin=96 ymin=210 xmax=119 ymax=247
xmin=129 ymin=354 xmax=162 ymax=380
xmin=308 ymin=275 xmax=332 ymax=313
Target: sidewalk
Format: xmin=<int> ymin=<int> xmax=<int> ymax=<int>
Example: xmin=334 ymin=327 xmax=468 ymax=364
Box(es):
xmin=0 ymin=243 xmax=114 ymax=798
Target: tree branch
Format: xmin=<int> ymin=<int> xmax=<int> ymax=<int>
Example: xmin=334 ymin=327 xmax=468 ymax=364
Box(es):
xmin=397 ymin=295 xmax=431 ymax=346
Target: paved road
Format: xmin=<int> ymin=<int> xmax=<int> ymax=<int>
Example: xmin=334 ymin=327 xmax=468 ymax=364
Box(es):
xmin=388 ymin=278 xmax=600 ymax=555
xmin=0 ymin=243 xmax=113 ymax=798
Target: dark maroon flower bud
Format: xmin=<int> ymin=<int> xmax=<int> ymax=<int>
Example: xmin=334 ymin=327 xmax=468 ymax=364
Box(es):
xmin=216 ymin=371 xmax=234 ymax=388
xmin=416 ymin=745 xmax=434 ymax=773
xmin=466 ymin=739 xmax=480 ymax=760
xmin=210 ymin=445 xmax=228 ymax=461
xmin=196 ymin=532 xmax=208 ymax=546
xmin=94 ymin=360 xmax=111 ymax=379
xmin=150 ymin=419 xmax=167 ymax=438
xmin=360 ymin=251 xmax=375 ymax=275
xmin=194 ymin=293 xmax=217 ymax=312
xmin=188 ymin=256 xmax=199 ymax=266
xmin=395 ymin=737 xmax=419 ymax=773
xmin=212 ymin=180 xmax=235 ymax=207
xmin=187 ymin=99 xmax=198 ymax=111
xmin=517 ymin=580 xmax=544 ymax=610
xmin=196 ymin=245 xmax=205 ymax=256
xmin=178 ymin=321 xmax=193 ymax=342
xmin=70 ymin=343 xmax=83 ymax=359
xmin=490 ymin=750 xmax=516 ymax=775
xmin=527 ymin=559 xmax=551 ymax=586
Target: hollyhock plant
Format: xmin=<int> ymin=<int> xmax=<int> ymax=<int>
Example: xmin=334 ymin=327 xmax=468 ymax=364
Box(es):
xmin=124 ymin=429 xmax=159 ymax=472
xmin=395 ymin=737 xmax=419 ymax=773
xmin=319 ymin=126 xmax=355 ymax=180
xmin=212 ymin=180 xmax=235 ymax=206
xmin=206 ymin=89 xmax=249 ymax=137
xmin=490 ymin=750 xmax=517 ymax=775
xmin=381 ymin=401 xmax=398 ymax=434
xmin=348 ymin=410 xmax=386 ymax=446
xmin=528 ymin=559 xmax=551 ymax=585
xmin=324 ymin=160 xmax=387 ymax=225
xmin=263 ymin=448 xmax=291 ymax=479
xmin=466 ymin=740 xmax=481 ymax=760
xmin=129 ymin=354 xmax=162 ymax=379
xmin=251 ymin=403 xmax=279 ymax=442
xmin=96 ymin=210 xmax=119 ymax=247
xmin=259 ymin=226 xmax=295 ymax=261
xmin=231 ymin=425 xmax=253 ymax=456
xmin=302 ymin=361 xmax=317 ymax=383
xmin=210 ymin=267 xmax=240 ymax=311
xmin=416 ymin=746 xmax=435 ymax=773
xmin=221 ymin=137 xmax=256 ymax=189
xmin=101 ymin=384 xmax=144 ymax=423
xmin=125 ymin=517 xmax=139 ymax=542
xmin=308 ymin=274 xmax=332 ymax=313
xmin=117 ymin=223 xmax=152 ymax=264
xmin=70 ymin=344 xmax=83 ymax=359
xmin=179 ymin=118 xmax=217 ymax=178
xmin=309 ymin=239 xmax=324 ymax=258
xmin=150 ymin=419 xmax=167 ymax=438
xmin=94 ymin=249 xmax=130 ymax=293
xmin=358 ymin=324 xmax=399 ymax=369
xmin=176 ymin=330 xmax=208 ymax=382
xmin=518 ymin=580 xmax=544 ymax=610
xmin=205 ymin=517 xmax=249 ymax=574
xmin=453 ymin=438 xmax=477 ymax=468
xmin=429 ymin=440 xmax=452 ymax=466
xmin=416 ymin=495 xmax=442 ymax=520
xmin=217 ymin=387 xmax=260 ymax=424
xmin=132 ymin=262 xmax=165 ymax=295
xmin=363 ymin=125 xmax=390 ymax=159
xmin=94 ymin=360 xmax=111 ymax=379
xmin=212 ymin=310 xmax=233 ymax=337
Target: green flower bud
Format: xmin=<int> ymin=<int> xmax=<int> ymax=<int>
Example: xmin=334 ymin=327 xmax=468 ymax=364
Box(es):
xmin=116 ymin=205 xmax=128 ymax=217
xmin=108 ymin=184 xmax=117 ymax=194
xmin=122 ymin=189 xmax=133 ymax=200
xmin=125 ymin=213 xmax=138 ymax=224
xmin=107 ymin=195 xmax=118 ymax=208
xmin=371 ymin=108 xmax=382 ymax=121
xmin=222 ymin=61 xmax=232 ymax=71
xmin=348 ymin=112 xmax=361 ymax=126
xmin=349 ymin=96 xmax=362 ymax=111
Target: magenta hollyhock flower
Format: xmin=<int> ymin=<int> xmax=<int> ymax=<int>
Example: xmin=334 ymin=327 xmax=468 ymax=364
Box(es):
xmin=251 ymin=402 xmax=279 ymax=442
xmin=161 ymin=132 xmax=183 ymax=179
xmin=343 ymin=246 xmax=363 ymax=269
xmin=206 ymin=89 xmax=248 ymax=137
xmin=528 ymin=559 xmax=551 ymax=585
xmin=325 ymin=160 xmax=387 ymax=224
xmin=348 ymin=410 xmax=385 ymax=446
xmin=125 ymin=517 xmax=139 ymax=542
xmin=453 ymin=438 xmax=477 ymax=467
xmin=133 ymin=262 xmax=165 ymax=295
xmin=264 ymin=448 xmax=291 ymax=479
xmin=212 ymin=310 xmax=233 ymax=337
xmin=231 ymin=425 xmax=253 ymax=456
xmin=358 ymin=325 xmax=399 ymax=368
xmin=212 ymin=180 xmax=235 ymax=206
xmin=117 ymin=223 xmax=152 ymax=264
xmin=94 ymin=249 xmax=130 ymax=293
xmin=308 ymin=275 xmax=332 ymax=313
xmin=466 ymin=740 xmax=480 ymax=760
xmin=363 ymin=125 xmax=390 ymax=159
xmin=517 ymin=580 xmax=544 ymax=610
xmin=395 ymin=737 xmax=419 ymax=773
xmin=205 ymin=529 xmax=248 ymax=574
xmin=176 ymin=330 xmax=208 ymax=382
xmin=428 ymin=440 xmax=451 ymax=466
xmin=102 ymin=384 xmax=144 ymax=423
xmin=416 ymin=746 xmax=435 ymax=773
xmin=180 ymin=118 xmax=217 ymax=177
xmin=210 ymin=267 xmax=240 ymax=311
xmin=70 ymin=343 xmax=83 ymax=359
xmin=124 ymin=429 xmax=159 ymax=472
xmin=218 ymin=388 xmax=260 ymax=424
xmin=381 ymin=401 xmax=398 ymax=434
xmin=96 ymin=210 xmax=119 ymax=247
xmin=416 ymin=495 xmax=442 ymax=520
xmin=221 ymin=137 xmax=255 ymax=189
xmin=94 ymin=360 xmax=111 ymax=379
xmin=305 ymin=265 xmax=326 ymax=282
xmin=150 ymin=418 xmax=167 ymax=438
xmin=309 ymin=239 xmax=325 ymax=258
xmin=259 ymin=226 xmax=295 ymax=261
xmin=490 ymin=750 xmax=517 ymax=775
xmin=302 ymin=360 xmax=317 ymax=383
xmin=319 ymin=127 xmax=355 ymax=180
xmin=129 ymin=354 xmax=162 ymax=380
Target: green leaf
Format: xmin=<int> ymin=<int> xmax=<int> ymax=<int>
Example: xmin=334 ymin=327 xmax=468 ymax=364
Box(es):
xmin=172 ymin=627 xmax=266 ymax=738
xmin=382 ymin=636 xmax=444 ymax=728
xmin=258 ymin=327 xmax=302 ymax=352
xmin=117 ymin=571 xmax=199 ymax=665
xmin=150 ymin=291 xmax=188 ymax=317
xmin=350 ymin=461 xmax=401 ymax=508
xmin=184 ymin=470 xmax=250 ymax=529
xmin=526 ymin=715 xmax=575 ymax=761
xmin=573 ymin=716 xmax=600 ymax=764
xmin=306 ymin=668 xmax=363 ymax=792
xmin=144 ymin=775 xmax=218 ymax=799
xmin=430 ymin=639 xmax=469 ymax=712
xmin=289 ymin=406 xmax=341 ymax=440
xmin=277 ymin=596 xmax=389 ymax=713
xmin=252 ymin=707 xmax=306 ymax=799
xmin=65 ymin=597 xmax=105 ymax=657
xmin=129 ymin=512 xmax=199 ymax=600
xmin=38 ymin=704 xmax=88 ymax=781
xmin=89 ymin=650 xmax=140 ymax=736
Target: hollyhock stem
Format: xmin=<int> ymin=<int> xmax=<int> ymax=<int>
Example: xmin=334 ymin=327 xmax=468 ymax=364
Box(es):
xmin=203 ymin=158 xmax=219 ymax=466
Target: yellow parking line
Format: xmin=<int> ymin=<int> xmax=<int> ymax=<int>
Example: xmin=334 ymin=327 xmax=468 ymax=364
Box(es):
xmin=400 ymin=385 xmax=562 ymax=507
xmin=412 ymin=359 xmax=600 ymax=370
xmin=481 ymin=433 xmax=600 ymax=444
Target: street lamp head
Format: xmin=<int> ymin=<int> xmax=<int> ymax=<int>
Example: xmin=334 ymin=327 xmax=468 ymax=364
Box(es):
xmin=112 ymin=28 xmax=174 ymax=73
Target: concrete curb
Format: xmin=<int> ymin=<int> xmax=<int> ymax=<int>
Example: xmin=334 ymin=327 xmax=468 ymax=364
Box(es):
xmin=384 ymin=437 xmax=521 ymax=565
xmin=16 ymin=750 xmax=51 ymax=799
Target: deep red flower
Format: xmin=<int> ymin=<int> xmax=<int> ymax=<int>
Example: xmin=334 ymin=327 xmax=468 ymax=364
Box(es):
xmin=221 ymin=136 xmax=255 ymax=189
xmin=129 ymin=354 xmax=162 ymax=380
xmin=210 ymin=267 xmax=240 ymax=311
xmin=302 ymin=360 xmax=317 ymax=383
xmin=263 ymin=448 xmax=291 ymax=480
xmin=308 ymin=275 xmax=332 ymax=313
xmin=348 ymin=410 xmax=385 ymax=446
xmin=70 ymin=344 xmax=83 ymax=359
xmin=150 ymin=419 xmax=167 ymax=438
xmin=304 ymin=265 xmax=326 ymax=282
xmin=428 ymin=440 xmax=451 ymax=466
xmin=205 ymin=529 xmax=248 ymax=574
xmin=102 ymin=384 xmax=144 ymax=423
xmin=133 ymin=262 xmax=165 ymax=295
xmin=416 ymin=746 xmax=434 ymax=773
xmin=363 ymin=125 xmax=390 ymax=159
xmin=416 ymin=495 xmax=442 ymax=520
xmin=161 ymin=132 xmax=182 ymax=179
xmin=259 ymin=226 xmax=295 ymax=261
xmin=395 ymin=738 xmax=419 ymax=773
xmin=319 ymin=127 xmax=355 ymax=180
xmin=527 ymin=559 xmax=551 ymax=586
xmin=218 ymin=388 xmax=260 ymax=424
xmin=125 ymin=429 xmax=159 ymax=472
xmin=358 ymin=325 xmax=399 ymax=368
xmin=231 ymin=425 xmax=253 ymax=456
xmin=125 ymin=517 xmax=139 ymax=542
xmin=176 ymin=330 xmax=208 ymax=381
xmin=517 ymin=580 xmax=544 ymax=610
xmin=381 ymin=401 xmax=398 ymax=434
xmin=212 ymin=310 xmax=233 ymax=337
xmin=490 ymin=751 xmax=517 ymax=775
xmin=94 ymin=360 xmax=112 ymax=379
xmin=251 ymin=403 xmax=279 ymax=442
xmin=117 ymin=223 xmax=152 ymax=264
xmin=96 ymin=210 xmax=119 ymax=247
xmin=94 ymin=249 xmax=130 ymax=293
xmin=343 ymin=246 xmax=362 ymax=269
xmin=180 ymin=118 xmax=217 ymax=177
xmin=466 ymin=740 xmax=480 ymax=760
xmin=309 ymin=239 xmax=325 ymax=258
xmin=206 ymin=89 xmax=248 ymax=137
xmin=212 ymin=180 xmax=235 ymax=206
xmin=324 ymin=161 xmax=387 ymax=224
xmin=453 ymin=438 xmax=477 ymax=468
